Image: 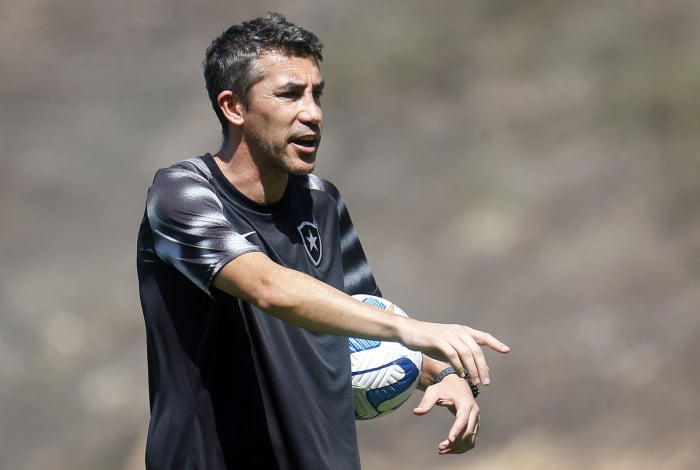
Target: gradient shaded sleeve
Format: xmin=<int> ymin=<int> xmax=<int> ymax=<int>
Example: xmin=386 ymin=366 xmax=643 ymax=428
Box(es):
xmin=306 ymin=175 xmax=381 ymax=297
xmin=145 ymin=164 xmax=261 ymax=296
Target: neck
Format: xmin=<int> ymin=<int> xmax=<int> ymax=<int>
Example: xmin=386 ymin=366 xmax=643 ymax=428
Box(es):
xmin=213 ymin=137 xmax=288 ymax=205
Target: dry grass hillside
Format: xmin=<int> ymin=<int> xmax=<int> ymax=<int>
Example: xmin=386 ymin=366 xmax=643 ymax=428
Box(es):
xmin=1 ymin=1 xmax=698 ymax=469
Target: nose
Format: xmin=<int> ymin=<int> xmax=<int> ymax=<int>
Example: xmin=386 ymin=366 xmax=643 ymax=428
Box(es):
xmin=298 ymin=93 xmax=322 ymax=125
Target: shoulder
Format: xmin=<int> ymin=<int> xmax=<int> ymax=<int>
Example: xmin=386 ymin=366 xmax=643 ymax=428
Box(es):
xmin=147 ymin=156 xmax=222 ymax=214
xmin=151 ymin=157 xmax=214 ymax=188
xmin=149 ymin=157 xmax=215 ymax=196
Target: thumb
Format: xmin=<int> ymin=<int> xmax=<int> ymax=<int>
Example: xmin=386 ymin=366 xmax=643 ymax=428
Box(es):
xmin=413 ymin=389 xmax=437 ymax=416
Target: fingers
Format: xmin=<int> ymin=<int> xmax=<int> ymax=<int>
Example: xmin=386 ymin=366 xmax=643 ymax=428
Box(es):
xmin=446 ymin=401 xmax=470 ymax=442
xmin=440 ymin=411 xmax=479 ymax=455
xmin=471 ymin=328 xmax=511 ymax=354
xmin=424 ymin=374 xmax=480 ymax=455
xmin=461 ymin=336 xmax=489 ymax=385
xmin=444 ymin=333 xmax=488 ymax=386
xmin=404 ymin=321 xmax=508 ymax=387
xmin=452 ymin=327 xmax=510 ymax=386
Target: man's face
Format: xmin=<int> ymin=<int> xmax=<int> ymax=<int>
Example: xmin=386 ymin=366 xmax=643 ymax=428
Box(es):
xmin=241 ymin=52 xmax=324 ymax=177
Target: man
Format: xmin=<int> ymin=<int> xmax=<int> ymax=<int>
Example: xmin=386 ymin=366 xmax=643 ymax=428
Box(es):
xmin=137 ymin=12 xmax=509 ymax=470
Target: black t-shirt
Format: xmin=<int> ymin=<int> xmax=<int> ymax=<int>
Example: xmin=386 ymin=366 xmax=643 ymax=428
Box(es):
xmin=137 ymin=155 xmax=380 ymax=469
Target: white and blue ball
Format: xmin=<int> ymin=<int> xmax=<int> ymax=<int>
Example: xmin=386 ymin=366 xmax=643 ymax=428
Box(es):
xmin=349 ymin=294 xmax=423 ymax=420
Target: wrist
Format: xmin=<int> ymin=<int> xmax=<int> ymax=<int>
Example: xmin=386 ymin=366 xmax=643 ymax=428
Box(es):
xmin=433 ymin=366 xmax=480 ymax=398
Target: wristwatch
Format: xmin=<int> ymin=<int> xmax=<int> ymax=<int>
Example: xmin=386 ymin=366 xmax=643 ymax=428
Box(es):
xmin=433 ymin=366 xmax=480 ymax=398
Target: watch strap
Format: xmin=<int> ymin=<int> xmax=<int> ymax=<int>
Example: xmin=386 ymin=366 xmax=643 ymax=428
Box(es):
xmin=433 ymin=366 xmax=480 ymax=398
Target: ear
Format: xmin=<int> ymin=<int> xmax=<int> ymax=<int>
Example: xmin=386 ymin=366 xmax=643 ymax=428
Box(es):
xmin=217 ymin=90 xmax=245 ymax=127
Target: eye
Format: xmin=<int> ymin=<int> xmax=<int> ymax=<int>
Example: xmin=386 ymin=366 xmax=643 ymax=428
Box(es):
xmin=278 ymin=90 xmax=299 ymax=100
xmin=276 ymin=86 xmax=307 ymax=101
xmin=313 ymin=83 xmax=325 ymax=102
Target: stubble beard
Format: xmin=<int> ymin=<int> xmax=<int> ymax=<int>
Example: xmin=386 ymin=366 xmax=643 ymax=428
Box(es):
xmin=248 ymin=130 xmax=316 ymax=177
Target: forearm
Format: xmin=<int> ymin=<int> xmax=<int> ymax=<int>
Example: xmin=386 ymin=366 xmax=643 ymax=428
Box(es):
xmin=213 ymin=251 xmax=406 ymax=340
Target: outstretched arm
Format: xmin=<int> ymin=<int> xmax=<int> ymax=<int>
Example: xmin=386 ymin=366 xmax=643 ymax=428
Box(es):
xmin=213 ymin=251 xmax=509 ymax=384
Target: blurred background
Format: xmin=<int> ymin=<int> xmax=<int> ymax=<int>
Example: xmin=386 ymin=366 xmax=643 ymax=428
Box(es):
xmin=1 ymin=0 xmax=698 ymax=468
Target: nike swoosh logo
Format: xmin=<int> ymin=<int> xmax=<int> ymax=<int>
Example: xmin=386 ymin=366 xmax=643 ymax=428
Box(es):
xmin=241 ymin=231 xmax=256 ymax=239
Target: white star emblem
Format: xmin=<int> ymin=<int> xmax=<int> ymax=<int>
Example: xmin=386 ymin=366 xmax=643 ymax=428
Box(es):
xmin=297 ymin=221 xmax=323 ymax=266
xmin=305 ymin=231 xmax=318 ymax=251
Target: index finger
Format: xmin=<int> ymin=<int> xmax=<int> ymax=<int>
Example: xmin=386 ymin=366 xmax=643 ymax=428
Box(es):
xmin=442 ymin=409 xmax=479 ymax=454
xmin=471 ymin=329 xmax=510 ymax=354
xmin=447 ymin=405 xmax=471 ymax=444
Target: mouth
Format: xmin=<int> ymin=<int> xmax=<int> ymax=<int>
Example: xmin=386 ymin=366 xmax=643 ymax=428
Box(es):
xmin=290 ymin=133 xmax=320 ymax=150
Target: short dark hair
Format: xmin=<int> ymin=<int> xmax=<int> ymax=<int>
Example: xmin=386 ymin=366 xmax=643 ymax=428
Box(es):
xmin=203 ymin=12 xmax=324 ymax=138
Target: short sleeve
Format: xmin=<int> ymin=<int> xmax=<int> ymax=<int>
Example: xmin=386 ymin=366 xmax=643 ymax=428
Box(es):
xmin=145 ymin=163 xmax=261 ymax=295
